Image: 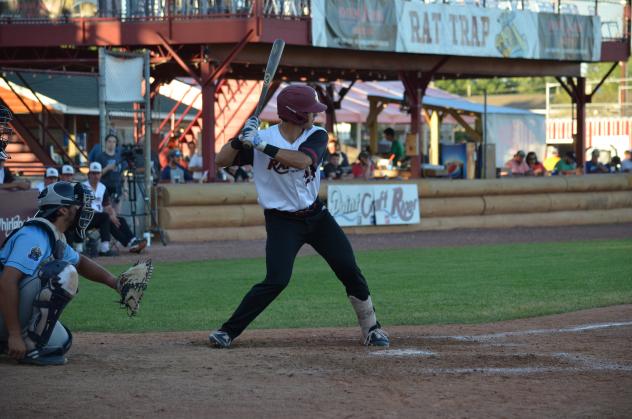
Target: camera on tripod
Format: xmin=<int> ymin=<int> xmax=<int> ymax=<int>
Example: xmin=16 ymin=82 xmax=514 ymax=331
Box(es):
xmin=121 ymin=143 xmax=143 ymax=167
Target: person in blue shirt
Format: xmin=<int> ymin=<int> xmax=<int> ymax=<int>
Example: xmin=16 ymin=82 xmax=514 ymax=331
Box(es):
xmin=160 ymin=149 xmax=193 ymax=183
xmin=585 ymin=149 xmax=610 ymax=174
xmin=0 ymin=182 xmax=121 ymax=365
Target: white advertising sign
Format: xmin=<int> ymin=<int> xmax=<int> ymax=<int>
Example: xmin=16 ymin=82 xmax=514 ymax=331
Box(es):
xmin=327 ymin=184 xmax=420 ymax=226
xmin=327 ymin=184 xmax=375 ymax=226
xmin=312 ymin=0 xmax=601 ymax=61
xmin=372 ymin=184 xmax=420 ymax=225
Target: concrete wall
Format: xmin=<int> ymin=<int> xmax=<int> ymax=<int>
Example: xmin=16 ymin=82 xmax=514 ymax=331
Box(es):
xmin=157 ymin=175 xmax=632 ymax=242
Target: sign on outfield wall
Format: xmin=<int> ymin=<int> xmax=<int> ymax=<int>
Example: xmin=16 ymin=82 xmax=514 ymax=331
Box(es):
xmin=311 ymin=0 xmax=601 ymax=61
xmin=327 ymin=184 xmax=420 ymax=226
xmin=0 ymin=189 xmax=38 ymax=242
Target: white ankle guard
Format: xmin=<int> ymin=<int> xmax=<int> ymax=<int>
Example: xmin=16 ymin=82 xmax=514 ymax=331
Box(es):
xmin=348 ymin=295 xmax=377 ymax=339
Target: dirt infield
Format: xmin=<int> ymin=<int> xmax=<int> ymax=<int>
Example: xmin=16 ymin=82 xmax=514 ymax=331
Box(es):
xmin=1 ymin=224 xmax=631 ymax=418
xmin=1 ymin=305 xmax=631 ymax=418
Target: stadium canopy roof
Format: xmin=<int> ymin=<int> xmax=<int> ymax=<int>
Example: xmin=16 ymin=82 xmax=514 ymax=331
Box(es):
xmin=260 ymin=81 xmax=534 ymax=124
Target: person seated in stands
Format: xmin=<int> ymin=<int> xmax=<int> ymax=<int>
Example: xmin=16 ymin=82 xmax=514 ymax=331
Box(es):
xmin=585 ymin=149 xmax=610 ymax=174
xmin=0 ymin=155 xmax=30 ymax=191
xmin=324 ymin=137 xmax=350 ymax=174
xmin=609 ymin=156 xmax=621 ymax=172
xmin=504 ymin=150 xmax=532 ymax=176
xmin=185 ymin=140 xmax=205 ymax=182
xmin=621 ymin=150 xmax=632 ymax=173
xmin=553 ymin=151 xmax=578 ymax=176
xmin=34 ymin=167 xmax=59 ymax=192
xmin=83 ymin=162 xmax=146 ymax=256
xmin=351 ymin=151 xmax=375 ymax=181
xmin=543 ymin=147 xmax=560 ymax=172
xmin=60 ymin=165 xmax=75 ymax=182
xmin=160 ymin=149 xmax=193 ymax=184
xmin=323 ymin=152 xmax=351 ymax=181
xmin=525 ymin=152 xmax=546 ymax=176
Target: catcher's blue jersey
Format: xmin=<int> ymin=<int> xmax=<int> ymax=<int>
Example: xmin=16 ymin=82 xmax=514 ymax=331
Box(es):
xmin=0 ymin=225 xmax=79 ymax=276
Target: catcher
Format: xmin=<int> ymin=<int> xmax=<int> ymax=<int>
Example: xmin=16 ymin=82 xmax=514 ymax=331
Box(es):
xmin=0 ymin=182 xmax=152 ymax=366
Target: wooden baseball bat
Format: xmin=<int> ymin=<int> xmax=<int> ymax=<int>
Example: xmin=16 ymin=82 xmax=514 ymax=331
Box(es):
xmin=242 ymin=39 xmax=285 ymax=148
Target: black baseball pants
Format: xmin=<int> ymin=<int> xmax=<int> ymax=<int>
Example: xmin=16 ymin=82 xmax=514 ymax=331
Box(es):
xmin=220 ymin=207 xmax=370 ymax=340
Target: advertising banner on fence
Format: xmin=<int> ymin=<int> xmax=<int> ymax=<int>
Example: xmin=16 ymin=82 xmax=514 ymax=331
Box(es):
xmin=312 ymin=0 xmax=601 ymax=61
xmin=327 ymin=184 xmax=376 ymax=226
xmin=0 ymin=189 xmax=38 ymax=242
xmin=327 ymin=184 xmax=420 ymax=226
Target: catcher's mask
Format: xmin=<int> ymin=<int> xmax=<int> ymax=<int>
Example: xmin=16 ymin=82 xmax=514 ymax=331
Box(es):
xmin=0 ymin=104 xmax=13 ymax=160
xmin=36 ymin=182 xmax=95 ymax=240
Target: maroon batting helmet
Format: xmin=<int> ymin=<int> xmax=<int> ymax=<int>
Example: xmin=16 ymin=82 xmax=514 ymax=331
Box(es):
xmin=277 ymin=85 xmax=327 ymax=125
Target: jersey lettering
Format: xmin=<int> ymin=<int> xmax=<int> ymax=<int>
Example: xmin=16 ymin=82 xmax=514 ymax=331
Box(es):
xmin=267 ymin=159 xmax=290 ymax=175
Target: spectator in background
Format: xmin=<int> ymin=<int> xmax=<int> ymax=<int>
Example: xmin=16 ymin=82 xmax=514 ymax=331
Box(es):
xmin=94 ymin=134 xmax=124 ymax=205
xmin=324 ymin=138 xmax=350 ymax=172
xmin=60 ymin=164 xmax=75 ymax=182
xmin=160 ymin=149 xmax=192 ymax=183
xmin=83 ymin=162 xmax=146 ymax=256
xmin=34 ymin=167 xmax=59 ymax=192
xmin=609 ymin=156 xmax=621 ymax=172
xmin=505 ymin=150 xmax=532 ymax=176
xmin=383 ymin=128 xmax=404 ymax=166
xmin=543 ymin=147 xmax=560 ymax=172
xmin=554 ymin=151 xmax=577 ymax=175
xmin=0 ymin=155 xmax=30 ymax=191
xmin=323 ymin=152 xmax=350 ymax=180
xmin=185 ymin=141 xmax=205 ymax=182
xmin=351 ymin=151 xmax=375 ymax=180
xmin=225 ymin=165 xmax=250 ymax=182
xmin=585 ymin=149 xmax=610 ymax=174
xmin=525 ymin=152 xmax=546 ymax=176
xmin=621 ymin=150 xmax=632 ymax=173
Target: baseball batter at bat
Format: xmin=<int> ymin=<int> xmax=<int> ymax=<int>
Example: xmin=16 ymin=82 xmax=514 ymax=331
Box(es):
xmin=209 ymin=85 xmax=389 ymax=349
xmin=0 ymin=182 xmax=152 ymax=365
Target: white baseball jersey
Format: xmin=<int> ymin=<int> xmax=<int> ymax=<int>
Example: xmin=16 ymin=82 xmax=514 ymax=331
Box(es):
xmin=235 ymin=124 xmax=328 ymax=212
xmin=83 ymin=180 xmax=108 ymax=212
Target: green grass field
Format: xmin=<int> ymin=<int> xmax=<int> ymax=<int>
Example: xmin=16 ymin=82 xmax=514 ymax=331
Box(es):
xmin=64 ymin=239 xmax=632 ymax=333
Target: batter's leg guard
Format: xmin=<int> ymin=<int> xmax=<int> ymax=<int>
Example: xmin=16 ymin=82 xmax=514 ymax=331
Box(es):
xmin=348 ymin=296 xmax=389 ymax=347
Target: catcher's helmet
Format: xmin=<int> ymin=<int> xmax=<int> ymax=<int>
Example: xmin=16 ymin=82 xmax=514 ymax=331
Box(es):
xmin=36 ymin=182 xmax=95 ymax=240
xmin=277 ymin=85 xmax=327 ymax=125
xmin=0 ymin=104 xmax=13 ymax=160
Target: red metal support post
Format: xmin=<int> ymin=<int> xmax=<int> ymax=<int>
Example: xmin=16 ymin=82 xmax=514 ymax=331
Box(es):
xmin=201 ymin=60 xmax=216 ymax=182
xmin=575 ymin=77 xmax=586 ymax=166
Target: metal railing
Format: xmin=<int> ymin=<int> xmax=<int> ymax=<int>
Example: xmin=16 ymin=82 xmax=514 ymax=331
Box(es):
xmin=0 ymin=0 xmax=626 ymax=40
xmin=0 ymin=0 xmax=310 ymax=21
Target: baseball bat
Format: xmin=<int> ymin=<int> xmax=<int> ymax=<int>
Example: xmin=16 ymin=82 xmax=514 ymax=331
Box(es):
xmin=242 ymin=39 xmax=285 ymax=148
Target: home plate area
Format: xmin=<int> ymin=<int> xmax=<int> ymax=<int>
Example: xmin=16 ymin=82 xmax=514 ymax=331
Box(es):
xmin=1 ymin=306 xmax=631 ymax=418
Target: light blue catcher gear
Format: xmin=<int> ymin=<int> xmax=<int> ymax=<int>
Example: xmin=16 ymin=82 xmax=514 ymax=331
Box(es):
xmin=0 ymin=182 xmax=89 ymax=365
xmin=22 ymin=260 xmax=79 ymax=364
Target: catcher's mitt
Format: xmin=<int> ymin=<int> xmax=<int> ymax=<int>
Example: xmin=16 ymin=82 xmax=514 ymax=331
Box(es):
xmin=116 ymin=259 xmax=153 ymax=316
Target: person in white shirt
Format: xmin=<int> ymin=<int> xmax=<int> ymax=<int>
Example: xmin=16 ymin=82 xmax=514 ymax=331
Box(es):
xmin=60 ymin=165 xmax=75 ymax=182
xmin=209 ymin=85 xmax=389 ymax=349
xmin=34 ymin=167 xmax=59 ymax=192
xmin=80 ymin=162 xmax=146 ymax=256
xmin=185 ymin=141 xmax=205 ymax=182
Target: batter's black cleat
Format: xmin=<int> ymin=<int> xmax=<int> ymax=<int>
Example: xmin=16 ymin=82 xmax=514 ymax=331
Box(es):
xmin=365 ymin=325 xmax=389 ymax=347
xmin=209 ymin=330 xmax=232 ymax=349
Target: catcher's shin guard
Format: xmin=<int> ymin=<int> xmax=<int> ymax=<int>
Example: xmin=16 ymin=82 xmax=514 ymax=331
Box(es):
xmin=24 ymin=261 xmax=78 ymax=354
